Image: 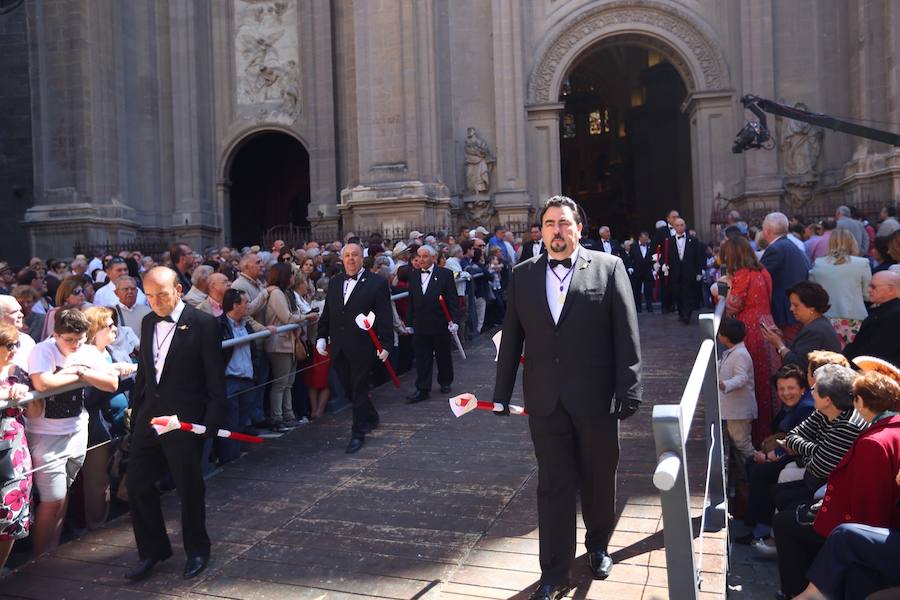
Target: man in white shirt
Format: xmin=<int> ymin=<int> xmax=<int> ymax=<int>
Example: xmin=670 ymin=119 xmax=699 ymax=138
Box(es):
xmin=519 ymin=224 xmax=545 ymax=263
xmin=182 ymin=265 xmax=213 ymax=307
xmin=112 ymin=276 xmax=152 ymax=340
xmin=94 ymin=257 xmax=147 ymax=307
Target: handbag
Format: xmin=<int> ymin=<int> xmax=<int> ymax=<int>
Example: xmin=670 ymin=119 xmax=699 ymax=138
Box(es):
xmin=293 ymin=332 xmax=309 ymax=362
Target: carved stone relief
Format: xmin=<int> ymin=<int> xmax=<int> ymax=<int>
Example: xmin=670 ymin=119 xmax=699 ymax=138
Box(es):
xmin=779 ymin=102 xmax=823 ymax=208
xmin=234 ymin=0 xmax=300 ymax=123
xmin=528 ymin=0 xmax=730 ymax=104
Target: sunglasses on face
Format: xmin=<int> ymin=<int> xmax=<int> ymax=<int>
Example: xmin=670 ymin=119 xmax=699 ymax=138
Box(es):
xmin=4 ymin=341 xmax=20 ymax=351
xmin=71 ymin=288 xmax=84 ymax=295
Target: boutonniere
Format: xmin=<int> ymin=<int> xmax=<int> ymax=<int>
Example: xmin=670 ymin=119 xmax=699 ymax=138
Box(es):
xmin=178 ymin=324 xmax=189 ymax=331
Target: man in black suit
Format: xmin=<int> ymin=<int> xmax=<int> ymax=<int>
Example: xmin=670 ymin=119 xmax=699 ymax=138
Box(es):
xmin=493 ymin=196 xmax=642 ymax=600
xmin=651 ymin=210 xmax=679 ymax=312
xmin=316 ymin=243 xmax=392 ymax=453
xmin=629 ymin=231 xmax=656 ymax=312
xmin=597 ymin=226 xmax=622 ymax=258
xmin=666 ymin=217 xmax=705 ymax=324
xmin=518 ymin=224 xmax=545 ymax=263
xmin=125 ymin=267 xmax=226 ymax=582
xmin=406 ymin=245 xmax=461 ymax=403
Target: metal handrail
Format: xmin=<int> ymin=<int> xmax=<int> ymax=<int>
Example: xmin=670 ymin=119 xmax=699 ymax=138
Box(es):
xmin=651 ymin=299 xmax=727 ymax=598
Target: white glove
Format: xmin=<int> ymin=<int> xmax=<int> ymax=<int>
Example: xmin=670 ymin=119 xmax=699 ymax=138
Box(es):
xmin=661 ymin=264 xmax=670 ymax=276
xmin=652 ymin=261 xmax=660 ymax=272
xmin=627 ymin=268 xmax=634 ymax=275
xmin=316 ymin=338 xmax=328 ymax=356
xmin=696 ymin=274 xmax=703 ymax=282
xmin=377 ymin=348 xmax=389 ymax=362
xmin=406 ymin=326 xmax=414 ymax=334
xmin=448 ymin=322 xmax=459 ymax=333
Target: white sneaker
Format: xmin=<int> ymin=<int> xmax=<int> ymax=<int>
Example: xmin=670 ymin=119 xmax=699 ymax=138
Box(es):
xmin=751 ymin=537 xmax=777 ymax=559
xmin=296 ymin=417 xmax=310 ymax=426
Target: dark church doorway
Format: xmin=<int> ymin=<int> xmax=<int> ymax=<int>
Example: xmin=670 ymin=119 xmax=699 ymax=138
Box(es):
xmin=227 ymin=131 xmax=310 ymax=248
xmin=558 ymin=44 xmax=692 ymax=240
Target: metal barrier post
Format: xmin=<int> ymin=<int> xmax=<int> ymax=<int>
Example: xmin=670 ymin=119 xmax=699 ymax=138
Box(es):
xmin=699 ymin=311 xmax=727 ymax=532
xmin=652 ymin=403 xmax=700 ymax=600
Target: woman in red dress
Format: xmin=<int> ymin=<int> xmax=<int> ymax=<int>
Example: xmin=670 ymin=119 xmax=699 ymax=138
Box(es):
xmin=722 ymin=236 xmax=779 ymax=444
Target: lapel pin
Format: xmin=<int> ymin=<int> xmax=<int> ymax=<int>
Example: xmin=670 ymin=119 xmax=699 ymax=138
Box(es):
xmin=178 ymin=324 xmax=189 ymax=331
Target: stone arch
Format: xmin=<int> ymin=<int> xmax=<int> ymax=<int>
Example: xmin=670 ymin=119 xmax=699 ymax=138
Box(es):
xmin=219 ymin=125 xmax=310 ymax=182
xmin=528 ymin=0 xmax=731 ymax=105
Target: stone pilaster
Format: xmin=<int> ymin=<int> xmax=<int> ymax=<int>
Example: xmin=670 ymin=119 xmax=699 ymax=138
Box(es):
xmin=490 ymin=0 xmax=531 ymax=222
xmin=525 ymin=102 xmax=564 ymax=209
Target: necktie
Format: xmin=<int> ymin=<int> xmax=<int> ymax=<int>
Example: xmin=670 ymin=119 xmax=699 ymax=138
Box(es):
xmin=158 ymin=314 xmax=174 ymax=323
xmin=549 ymin=258 xmax=572 ymax=269
xmin=346 ymin=272 xmax=359 ymax=281
xmin=677 ymin=235 xmax=685 ymax=240
xmin=422 ymin=270 xmax=431 ymax=276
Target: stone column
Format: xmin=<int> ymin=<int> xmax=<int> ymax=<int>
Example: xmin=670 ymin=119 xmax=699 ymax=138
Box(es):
xmin=686 ymin=92 xmax=737 ymax=240
xmin=525 ymin=102 xmax=564 ymax=208
xmin=23 ymin=0 xmax=140 ymax=257
xmin=490 ymin=0 xmax=531 ymax=223
xmin=737 ymin=0 xmax=782 ymax=203
xmin=339 ymin=0 xmax=450 ymax=231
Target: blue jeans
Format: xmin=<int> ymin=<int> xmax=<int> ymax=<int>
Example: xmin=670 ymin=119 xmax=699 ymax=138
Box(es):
xmin=219 ymin=377 xmax=255 ymax=464
xmin=251 ymin=350 xmax=270 ymax=425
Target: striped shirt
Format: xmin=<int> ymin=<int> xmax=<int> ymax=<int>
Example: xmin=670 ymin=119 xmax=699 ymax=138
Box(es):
xmin=784 ymin=409 xmax=869 ymax=480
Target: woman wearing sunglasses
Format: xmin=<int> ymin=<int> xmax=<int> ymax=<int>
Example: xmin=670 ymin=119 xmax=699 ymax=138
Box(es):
xmin=38 ymin=277 xmax=94 ymax=341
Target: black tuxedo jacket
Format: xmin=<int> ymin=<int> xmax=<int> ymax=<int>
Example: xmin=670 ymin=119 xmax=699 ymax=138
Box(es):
xmin=667 ymin=234 xmax=705 ymax=282
xmin=518 ymin=240 xmax=545 ymax=263
xmin=597 ymin=238 xmax=622 ymax=258
xmin=629 ymin=243 xmax=655 ymax=279
xmin=318 ymin=271 xmax=392 ymax=360
xmin=132 ymin=305 xmax=226 ymax=437
xmin=493 ymin=248 xmax=641 ymax=418
xmin=407 ymin=265 xmax=460 ymax=335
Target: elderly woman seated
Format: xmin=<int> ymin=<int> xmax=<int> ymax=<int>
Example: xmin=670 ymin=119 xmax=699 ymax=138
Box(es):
xmin=773 ymin=368 xmax=900 ymax=599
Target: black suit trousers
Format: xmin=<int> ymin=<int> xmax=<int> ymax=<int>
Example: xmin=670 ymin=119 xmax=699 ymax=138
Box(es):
xmin=334 ymin=351 xmax=379 ymax=437
xmin=413 ymin=331 xmax=453 ymax=391
xmin=127 ymin=431 xmax=209 ymax=560
xmin=529 ymin=403 xmax=619 ymax=585
xmin=773 ymin=507 xmax=825 ymax=596
xmin=631 ymin=273 xmax=655 ymax=311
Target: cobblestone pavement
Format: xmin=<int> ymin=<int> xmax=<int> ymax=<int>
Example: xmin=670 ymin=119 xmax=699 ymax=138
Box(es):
xmin=1 ymin=312 xmax=734 ymax=599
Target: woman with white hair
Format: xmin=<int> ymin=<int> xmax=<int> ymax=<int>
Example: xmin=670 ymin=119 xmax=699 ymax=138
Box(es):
xmin=809 ymin=228 xmax=871 ymax=346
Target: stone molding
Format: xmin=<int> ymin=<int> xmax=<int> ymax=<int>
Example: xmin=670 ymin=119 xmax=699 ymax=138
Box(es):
xmin=528 ymin=0 xmax=730 ymax=105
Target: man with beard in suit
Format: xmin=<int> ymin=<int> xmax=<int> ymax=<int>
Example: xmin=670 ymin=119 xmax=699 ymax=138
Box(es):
xmin=316 ymin=243 xmax=392 ymax=453
xmin=629 ymin=231 xmax=656 ymax=312
xmin=666 ymin=218 xmax=705 ymax=324
xmin=492 ymin=195 xmax=642 ymax=600
xmin=124 ymin=267 xmax=225 ymax=582
xmin=405 ymin=245 xmax=461 ymax=403
xmin=518 ymin=224 xmax=545 ymax=263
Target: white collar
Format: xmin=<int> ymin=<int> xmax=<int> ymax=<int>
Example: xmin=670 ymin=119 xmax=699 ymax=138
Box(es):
xmin=166 ymin=300 xmax=186 ymax=324
xmin=548 ymin=244 xmax=581 ymax=268
xmin=118 ymin=302 xmax=135 ymax=312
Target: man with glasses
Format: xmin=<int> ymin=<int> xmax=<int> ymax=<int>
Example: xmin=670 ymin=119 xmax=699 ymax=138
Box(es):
xmin=94 ymin=257 xmax=147 ymax=308
xmin=0 ymin=295 xmax=35 ymax=370
xmin=843 ymin=270 xmax=900 ymax=365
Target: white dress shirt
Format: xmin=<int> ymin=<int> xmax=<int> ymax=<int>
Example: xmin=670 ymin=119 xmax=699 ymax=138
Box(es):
xmin=531 ymin=241 xmax=542 ymax=257
xmin=420 ymin=268 xmax=434 ymax=294
xmin=342 ymin=272 xmax=361 ymax=304
xmin=676 ymin=234 xmax=686 ymax=260
xmin=640 ymin=244 xmax=648 ymax=258
xmin=602 ymin=239 xmax=612 ymax=253
xmin=152 ymin=300 xmax=185 ymax=383
xmin=546 ymin=246 xmax=580 ymax=324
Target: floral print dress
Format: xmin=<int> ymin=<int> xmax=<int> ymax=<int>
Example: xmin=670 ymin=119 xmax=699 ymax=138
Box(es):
xmin=0 ymin=366 xmax=32 ymax=541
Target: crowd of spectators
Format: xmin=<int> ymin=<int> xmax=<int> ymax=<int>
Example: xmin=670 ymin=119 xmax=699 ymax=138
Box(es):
xmin=709 ymin=205 xmax=900 ymax=598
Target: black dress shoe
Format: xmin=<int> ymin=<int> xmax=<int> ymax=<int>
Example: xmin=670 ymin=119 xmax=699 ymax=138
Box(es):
xmin=125 ymin=554 xmax=170 ymax=581
xmin=588 ymin=550 xmax=613 ymax=580
xmin=440 ymin=384 xmax=451 ymax=394
xmin=406 ymin=390 xmax=429 ymax=404
xmin=528 ymin=582 xmax=572 ymax=600
xmin=183 ymin=554 xmax=209 ymax=579
xmin=345 ymin=437 xmax=365 ymax=453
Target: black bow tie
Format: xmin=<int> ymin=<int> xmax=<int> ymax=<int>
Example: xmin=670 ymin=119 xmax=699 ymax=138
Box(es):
xmin=346 ymin=272 xmax=360 ymax=281
xmin=677 ymin=235 xmax=685 ymax=240
xmin=157 ymin=314 xmax=174 ymax=323
xmin=422 ymin=269 xmax=432 ymax=276
xmin=549 ymin=258 xmax=572 ymax=269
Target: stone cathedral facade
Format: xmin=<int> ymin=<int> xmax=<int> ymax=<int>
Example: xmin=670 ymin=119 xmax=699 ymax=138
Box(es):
xmin=1 ymin=0 xmax=899 ymax=261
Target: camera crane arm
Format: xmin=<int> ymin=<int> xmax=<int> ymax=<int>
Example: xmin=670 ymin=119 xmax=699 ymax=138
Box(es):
xmin=733 ymin=94 xmax=900 ymax=153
